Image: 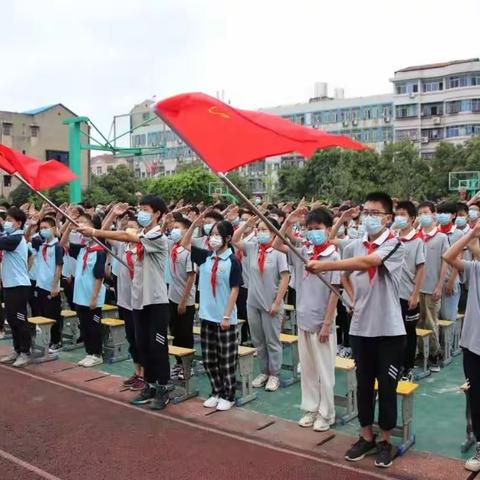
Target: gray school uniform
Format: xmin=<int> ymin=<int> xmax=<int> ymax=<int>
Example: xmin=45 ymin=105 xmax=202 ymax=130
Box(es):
xmin=287 ymin=245 xmax=341 ymax=333
xmin=444 ymin=227 xmax=464 ymax=285
xmin=167 ymin=242 xmax=196 ymax=306
xmin=460 ymin=260 xmax=480 ymax=356
xmin=242 ymin=240 xmax=289 ymax=311
xmin=238 ymin=231 xmax=255 ymax=289
xmin=399 ymin=231 xmax=425 ymax=300
xmin=343 ymin=230 xmax=406 ymax=337
xmin=131 ymin=226 xmax=168 ymax=310
xmin=114 ymin=242 xmax=133 ymax=311
xmin=420 ymin=229 xmax=449 ymax=295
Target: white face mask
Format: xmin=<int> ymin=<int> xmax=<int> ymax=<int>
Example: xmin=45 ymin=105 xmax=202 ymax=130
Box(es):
xmin=208 ymin=235 xmax=223 ymax=251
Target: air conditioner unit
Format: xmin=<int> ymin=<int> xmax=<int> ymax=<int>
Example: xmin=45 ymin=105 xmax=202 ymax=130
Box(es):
xmin=409 ymin=92 xmax=416 ymax=99
xmin=421 ymin=137 xmax=429 ymax=144
xmin=342 ymin=120 xmax=349 ymax=127
xmin=384 ymin=117 xmax=391 ymax=123
xmin=352 ymin=119 xmax=358 ymax=126
xmin=433 ymin=117 xmax=441 ymax=125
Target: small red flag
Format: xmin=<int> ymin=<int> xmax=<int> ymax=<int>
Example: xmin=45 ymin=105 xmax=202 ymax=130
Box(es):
xmin=154 ymin=92 xmax=369 ymax=173
xmin=0 ymin=145 xmax=76 ymax=190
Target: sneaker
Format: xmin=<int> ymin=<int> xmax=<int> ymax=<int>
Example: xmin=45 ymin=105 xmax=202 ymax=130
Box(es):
xmin=131 ymin=384 xmax=156 ymax=405
xmin=170 ymin=364 xmax=182 ymax=379
xmin=374 ymin=441 xmax=395 ymax=468
xmin=429 ymin=356 xmax=441 ymax=373
xmin=345 ymin=436 xmax=377 ymax=461
xmin=130 ymin=377 xmax=146 ymax=391
xmin=178 ymin=368 xmax=194 ymax=380
xmin=48 ymin=343 xmax=63 ymax=354
xmin=203 ymin=395 xmax=220 ymax=408
xmin=336 ymin=345 xmax=343 ymax=355
xmin=265 ymin=375 xmax=280 ymax=392
xmin=252 ymin=373 xmax=269 ymax=388
xmin=298 ymin=412 xmax=317 ymax=428
xmin=341 ymin=347 xmax=352 ymax=358
xmin=78 ymin=355 xmax=92 ymax=366
xmin=313 ymin=416 xmax=333 ymax=432
xmin=150 ymin=384 xmax=170 ymax=411
xmin=122 ymin=374 xmax=138 ymax=387
xmin=82 ymin=355 xmax=103 ymax=367
xmin=216 ymin=398 xmax=235 ymax=411
xmin=465 ymin=443 xmax=480 ymax=472
xmin=0 ymin=351 xmax=19 ymax=364
xmin=12 ymin=353 xmax=31 ymax=368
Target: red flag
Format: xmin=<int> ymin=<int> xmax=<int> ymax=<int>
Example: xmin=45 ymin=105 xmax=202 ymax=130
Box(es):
xmin=0 ymin=145 xmax=76 ymax=190
xmin=154 ymin=92 xmax=369 ymax=173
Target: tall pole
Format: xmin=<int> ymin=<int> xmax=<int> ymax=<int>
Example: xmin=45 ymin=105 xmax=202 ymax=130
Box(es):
xmin=64 ymin=117 xmax=88 ymax=204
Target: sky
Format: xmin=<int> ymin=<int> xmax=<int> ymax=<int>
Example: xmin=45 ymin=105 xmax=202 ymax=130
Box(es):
xmin=1 ymin=0 xmax=479 ymax=142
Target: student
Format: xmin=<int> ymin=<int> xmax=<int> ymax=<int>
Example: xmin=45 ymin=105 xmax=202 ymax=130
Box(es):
xmin=181 ymin=213 xmax=241 ymax=411
xmin=443 ymin=223 xmax=480 ymax=472
xmin=79 ymin=195 xmax=171 ymax=410
xmin=0 ymin=207 xmax=33 ymax=368
xmin=273 ymin=207 xmax=339 ymax=431
xmin=306 ymin=192 xmax=405 ymax=469
xmin=233 ymin=216 xmax=289 ymax=392
xmin=394 ymin=201 xmax=425 ymax=379
xmin=456 ymin=203 xmax=471 ymax=312
xmin=34 ymin=217 xmax=64 ymax=353
xmin=62 ymin=214 xmax=107 ymax=368
xmin=468 ymin=202 xmax=480 ymax=229
xmin=192 ymin=210 xmax=224 ymax=250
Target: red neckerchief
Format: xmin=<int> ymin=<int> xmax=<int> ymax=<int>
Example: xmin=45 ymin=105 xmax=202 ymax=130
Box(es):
xmin=82 ymin=245 xmax=103 ymax=272
xmin=439 ymin=224 xmax=454 ymax=235
xmin=125 ymin=250 xmax=135 ymax=280
xmin=210 ymin=255 xmax=221 ymax=297
xmin=42 ymin=244 xmax=49 ymax=262
xmin=170 ymin=243 xmax=181 ymax=274
xmin=400 ymin=231 xmax=422 ymax=243
xmin=420 ymin=228 xmax=437 ymax=242
xmin=235 ymin=248 xmax=243 ymax=262
xmin=309 ymin=242 xmax=333 ymax=261
xmin=258 ymin=243 xmax=272 ymax=275
xmin=136 ymin=242 xmax=144 ymax=262
xmin=363 ymin=232 xmax=395 ymax=282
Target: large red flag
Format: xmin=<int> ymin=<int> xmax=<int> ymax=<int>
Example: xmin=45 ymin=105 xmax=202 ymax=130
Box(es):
xmin=154 ymin=92 xmax=369 ymax=172
xmin=0 ymin=145 xmax=76 ymax=190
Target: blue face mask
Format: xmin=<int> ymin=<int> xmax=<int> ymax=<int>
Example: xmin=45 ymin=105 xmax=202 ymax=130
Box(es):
xmin=436 ymin=213 xmax=451 ymax=226
xmin=203 ymin=223 xmax=213 ymax=235
xmin=40 ymin=228 xmax=52 ymax=240
xmin=362 ymin=216 xmax=383 ymax=235
xmin=3 ymin=221 xmax=14 ymax=234
xmin=257 ymin=232 xmax=271 ymax=245
xmin=419 ymin=214 xmax=433 ymax=227
xmin=231 ymin=217 xmax=240 ymax=226
xmin=137 ymin=211 xmax=153 ymax=228
xmin=455 ymin=216 xmax=467 ymax=227
xmin=469 ymin=209 xmax=479 ymax=220
xmin=306 ymin=229 xmax=327 ymax=246
xmin=347 ymin=227 xmax=359 ymax=239
xmin=394 ymin=215 xmax=408 ymax=229
xmin=169 ymin=228 xmax=183 ymax=243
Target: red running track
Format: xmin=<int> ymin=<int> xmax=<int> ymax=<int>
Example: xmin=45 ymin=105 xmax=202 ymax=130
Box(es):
xmin=0 ymin=367 xmax=387 ymax=480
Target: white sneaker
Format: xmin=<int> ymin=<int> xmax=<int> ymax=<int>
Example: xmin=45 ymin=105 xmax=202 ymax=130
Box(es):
xmin=216 ymin=398 xmax=235 ymax=411
xmin=0 ymin=351 xmax=19 ymax=364
xmin=265 ymin=376 xmax=280 ymax=392
xmin=203 ymin=395 xmax=220 ymax=408
xmin=78 ymin=355 xmax=92 ymax=366
xmin=298 ymin=412 xmax=317 ymax=428
xmin=252 ymin=373 xmax=269 ymax=388
xmin=12 ymin=353 xmax=31 ymax=368
xmin=83 ymin=355 xmax=103 ymax=367
xmin=313 ymin=416 xmax=333 ymax=432
xmin=465 ymin=443 xmax=480 ymax=472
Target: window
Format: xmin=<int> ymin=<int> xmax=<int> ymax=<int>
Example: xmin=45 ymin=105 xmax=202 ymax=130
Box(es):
xmin=147 ymin=131 xmax=161 ymax=146
xmin=107 ymin=166 xmax=113 ymax=173
xmin=422 ymin=128 xmax=444 ymax=140
xmin=2 ymin=123 xmax=12 ymax=136
xmin=422 ymin=79 xmax=443 ymax=92
xmin=3 ymin=175 xmax=11 ymax=187
xmin=447 ymin=74 xmax=480 ymax=89
xmin=142 ymin=112 xmax=150 ymax=121
xmin=396 ymin=129 xmax=418 ymax=140
xmin=131 ymin=134 xmax=146 ymax=147
xmin=396 ymin=104 xmax=417 ymax=119
xmin=421 ymin=103 xmax=443 ymax=117
xmin=30 ymin=125 xmax=39 ymax=137
xmin=96 ymin=166 xmax=102 ymax=175
xmin=396 ymin=82 xmax=418 ymax=94
xmin=46 ymin=150 xmax=69 ymax=164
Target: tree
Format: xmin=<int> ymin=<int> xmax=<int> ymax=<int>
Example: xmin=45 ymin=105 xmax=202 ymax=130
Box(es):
xmin=9 ymin=183 xmax=33 ymax=206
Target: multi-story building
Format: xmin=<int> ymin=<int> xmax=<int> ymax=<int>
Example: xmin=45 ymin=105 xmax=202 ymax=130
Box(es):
xmin=0 ymin=104 xmax=90 ymax=198
xmin=91 ymin=154 xmax=131 ymax=176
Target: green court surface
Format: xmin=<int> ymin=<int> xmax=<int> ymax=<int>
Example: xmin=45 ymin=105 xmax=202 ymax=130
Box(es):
xmin=3 ymin=335 xmax=470 ymax=463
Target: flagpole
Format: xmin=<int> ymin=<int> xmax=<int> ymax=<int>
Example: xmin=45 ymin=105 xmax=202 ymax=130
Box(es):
xmin=13 ymin=173 xmax=133 ymax=272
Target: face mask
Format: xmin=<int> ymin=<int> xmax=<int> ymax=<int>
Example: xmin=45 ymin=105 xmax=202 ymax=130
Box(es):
xmin=469 ymin=209 xmax=479 ymax=220
xmin=336 ymin=227 xmax=345 ymax=239
xmin=394 ymin=215 xmax=408 ymax=229
xmin=419 ymin=214 xmax=433 ymax=227
xmin=362 ymin=215 xmax=384 ymax=235
xmin=436 ymin=213 xmax=451 ymax=226
xmin=208 ymin=235 xmax=223 ymax=251
xmin=257 ymin=232 xmax=271 ymax=245
xmin=347 ymin=227 xmax=359 ymax=239
xmin=169 ymin=228 xmax=183 ymax=243
xmin=455 ymin=217 xmax=467 ymax=227
xmin=231 ymin=217 xmax=240 ymax=226
xmin=255 ymin=198 xmax=262 ymax=205
xmin=137 ymin=211 xmax=153 ymax=228
xmin=3 ymin=221 xmax=14 ymax=234
xmin=203 ymin=223 xmax=213 ymax=235
xmin=306 ymin=229 xmax=327 ymax=246
xmin=69 ymin=231 xmax=83 ymax=244
xmin=40 ymin=228 xmax=52 ymax=240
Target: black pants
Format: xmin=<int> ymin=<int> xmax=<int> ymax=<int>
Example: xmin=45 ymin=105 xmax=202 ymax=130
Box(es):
xmin=459 ymin=283 xmax=468 ymax=314
xmin=37 ymin=288 xmax=63 ymax=345
xmin=4 ymin=286 xmax=31 ymax=354
xmin=28 ymin=281 xmax=40 ymax=317
xmin=287 ymin=286 xmax=296 ymax=306
xmin=0 ymin=289 xmax=4 ymax=330
xmin=169 ymin=300 xmax=195 ymax=351
xmin=463 ymin=348 xmax=480 ymax=441
xmin=400 ymin=299 xmax=420 ymax=372
xmin=61 ymin=276 xmax=75 ymax=310
xmin=350 ymin=335 xmax=406 ymax=431
xmin=133 ymin=304 xmax=170 ymax=385
xmin=118 ymin=306 xmax=139 ymax=364
xmin=236 ymin=286 xmax=250 ymax=344
xmin=77 ymin=306 xmax=102 ymax=355
xmin=336 ymin=301 xmax=351 ymax=348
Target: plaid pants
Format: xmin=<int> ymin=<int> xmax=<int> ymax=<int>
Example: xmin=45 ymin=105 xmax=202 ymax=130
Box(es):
xmin=200 ymin=320 xmax=238 ymax=402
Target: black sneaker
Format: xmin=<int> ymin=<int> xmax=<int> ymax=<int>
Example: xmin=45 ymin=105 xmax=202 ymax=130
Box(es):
xmin=149 ymin=384 xmax=170 ymax=411
xmin=345 ymin=436 xmax=377 ymax=461
xmin=374 ymin=441 xmax=395 ymax=468
xmin=130 ymin=384 xmax=156 ymax=405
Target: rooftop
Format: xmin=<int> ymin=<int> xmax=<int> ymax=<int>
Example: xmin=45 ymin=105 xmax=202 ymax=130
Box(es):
xmin=395 ymin=58 xmax=480 ymax=74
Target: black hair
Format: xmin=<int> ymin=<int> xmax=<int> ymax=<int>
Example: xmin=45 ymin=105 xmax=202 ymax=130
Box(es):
xmin=305 ymin=208 xmax=333 ymax=228
xmin=267 ymin=203 xmax=278 ymax=210
xmin=264 ymin=217 xmax=280 ymax=230
xmin=140 ymin=194 xmax=167 ymax=215
xmin=456 ymin=202 xmax=469 ymax=214
xmin=213 ymin=202 xmax=227 ymax=212
xmin=365 ymin=192 xmax=393 ymax=214
xmin=437 ymin=202 xmax=457 ymax=215
xmin=6 ymin=206 xmax=27 ymax=228
xmin=213 ymin=221 xmax=234 ymax=249
xmin=205 ymin=210 xmax=224 ymax=222
xmin=238 ymin=208 xmax=254 ymax=218
xmin=270 ymin=208 xmax=286 ymax=219
xmin=338 ymin=204 xmax=351 ymax=212
xmin=40 ymin=216 xmax=56 ymax=228
xmin=174 ymin=216 xmax=192 ymax=229
xmin=189 ymin=206 xmax=200 ymax=215
xmin=418 ymin=201 xmax=436 ymax=213
xmin=395 ymin=200 xmax=417 ymax=218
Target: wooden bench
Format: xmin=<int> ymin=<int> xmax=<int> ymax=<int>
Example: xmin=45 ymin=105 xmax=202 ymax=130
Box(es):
xmin=102 ymin=304 xmax=119 ymax=318
xmin=101 ymin=318 xmax=128 ymax=363
xmin=452 ymin=314 xmax=464 ymax=357
xmin=283 ymin=304 xmax=297 ymax=334
xmin=335 ymin=356 xmax=357 ymax=424
xmin=236 ymin=345 xmax=257 ymax=406
xmin=168 ymin=345 xmax=198 ymax=404
xmin=61 ymin=309 xmax=83 ymax=351
xmin=374 ymin=380 xmax=419 ymax=455
xmin=415 ymin=328 xmax=433 ymax=379
xmin=460 ymin=382 xmax=475 ymax=453
xmin=438 ymin=320 xmax=454 ymax=367
xmin=280 ymin=333 xmax=299 ymax=386
xmin=29 ymin=316 xmax=58 ymax=363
